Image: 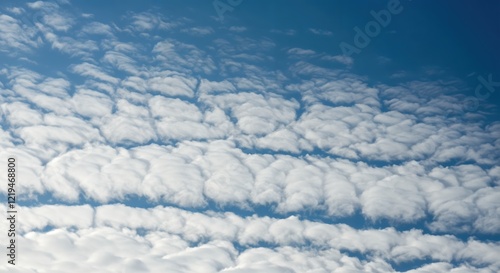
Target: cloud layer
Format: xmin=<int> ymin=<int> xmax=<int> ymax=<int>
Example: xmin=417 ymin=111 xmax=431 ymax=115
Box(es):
xmin=0 ymin=1 xmax=498 ymax=272
xmin=0 ymin=204 xmax=499 ymax=272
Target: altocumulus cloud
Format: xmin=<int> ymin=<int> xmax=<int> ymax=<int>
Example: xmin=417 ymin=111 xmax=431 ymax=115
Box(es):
xmin=0 ymin=1 xmax=499 ymax=272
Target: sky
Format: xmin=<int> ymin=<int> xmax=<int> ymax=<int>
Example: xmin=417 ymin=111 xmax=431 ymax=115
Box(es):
xmin=0 ymin=0 xmax=499 ymax=272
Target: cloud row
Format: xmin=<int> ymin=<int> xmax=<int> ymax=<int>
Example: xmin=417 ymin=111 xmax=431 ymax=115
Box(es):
xmin=0 ymin=1 xmax=499 ymax=236
xmin=0 ymin=204 xmax=498 ymax=272
xmin=1 ymin=2 xmax=498 ymax=167
xmin=2 ymin=65 xmax=499 ymax=165
xmin=1 ymin=140 xmax=499 ymax=233
xmin=0 ymin=3 xmax=499 ymax=273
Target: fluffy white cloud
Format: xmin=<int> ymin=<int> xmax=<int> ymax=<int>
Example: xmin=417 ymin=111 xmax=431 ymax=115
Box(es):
xmin=0 ymin=14 xmax=42 ymax=54
xmin=1 ymin=3 xmax=498 ymax=272
xmin=206 ymin=92 xmax=299 ymax=135
xmin=127 ymin=12 xmax=176 ymax=32
xmin=0 ymin=204 xmax=498 ymax=272
xmin=0 ymin=138 xmax=491 ymax=233
xmin=152 ymin=39 xmax=216 ymax=74
xmin=147 ymin=74 xmax=196 ymax=97
xmin=71 ymin=63 xmax=120 ymax=85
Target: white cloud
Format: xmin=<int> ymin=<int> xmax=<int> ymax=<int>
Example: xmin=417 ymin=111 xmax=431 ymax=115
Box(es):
xmin=360 ymin=176 xmax=427 ymax=222
xmin=199 ymin=79 xmax=236 ymax=94
xmin=287 ymin=47 xmax=316 ymax=56
xmin=255 ymin=129 xmax=302 ymax=153
xmin=1 ymin=102 xmax=43 ymax=127
xmin=102 ymin=51 xmax=140 ymax=74
xmin=322 ymin=54 xmax=354 ymax=66
xmin=42 ymin=12 xmax=74 ymax=31
xmin=71 ymin=89 xmax=113 ymax=118
xmin=152 ymin=39 xmax=217 ymax=74
xmin=149 ymin=96 xmax=231 ymax=140
xmin=100 ymin=102 xmax=156 ymax=145
xmin=0 ymin=14 xmax=42 ymax=54
xmin=81 ymin=21 xmax=114 ymax=36
xmin=207 ymin=92 xmax=299 ymax=135
xmin=183 ymin=26 xmax=214 ymax=36
xmin=1 ymin=38 xmax=498 ymax=234
xmin=127 ymin=12 xmax=177 ymax=32
xmin=71 ymin=63 xmax=120 ymax=85
xmin=0 ymin=148 xmax=44 ymax=196
xmin=0 ymin=5 xmax=499 ymax=272
xmin=1 ymin=204 xmax=498 ymax=272
xmin=4 ymin=135 xmax=493 ymax=234
xmin=18 ymin=118 xmax=101 ymax=149
xmin=147 ymin=74 xmax=196 ymax=97
xmin=5 ymin=7 xmax=25 ymax=15
xmin=309 ymin=28 xmax=333 ymax=36
xmin=26 ymin=0 xmax=75 ymax=33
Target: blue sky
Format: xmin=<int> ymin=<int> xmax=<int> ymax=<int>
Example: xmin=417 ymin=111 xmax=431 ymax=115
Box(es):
xmin=0 ymin=0 xmax=499 ymax=272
